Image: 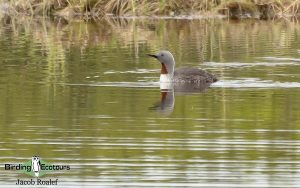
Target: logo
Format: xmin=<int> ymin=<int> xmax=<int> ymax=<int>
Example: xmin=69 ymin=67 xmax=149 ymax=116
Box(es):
xmin=31 ymin=156 xmax=41 ymax=177
xmin=4 ymin=156 xmax=70 ymax=185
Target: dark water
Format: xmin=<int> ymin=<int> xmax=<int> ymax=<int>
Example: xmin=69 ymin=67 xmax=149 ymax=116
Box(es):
xmin=0 ymin=17 xmax=300 ymax=187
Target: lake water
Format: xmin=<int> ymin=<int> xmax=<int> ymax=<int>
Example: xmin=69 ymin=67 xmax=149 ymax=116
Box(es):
xmin=0 ymin=17 xmax=300 ymax=187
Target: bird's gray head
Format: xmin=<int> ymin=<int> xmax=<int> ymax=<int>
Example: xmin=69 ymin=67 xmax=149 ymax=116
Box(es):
xmin=148 ymin=51 xmax=175 ymax=75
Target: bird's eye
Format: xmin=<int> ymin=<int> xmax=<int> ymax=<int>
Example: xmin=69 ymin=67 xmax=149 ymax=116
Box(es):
xmin=161 ymin=54 xmax=164 ymax=56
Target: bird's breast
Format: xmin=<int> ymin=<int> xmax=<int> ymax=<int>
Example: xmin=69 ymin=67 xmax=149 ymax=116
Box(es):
xmin=160 ymin=74 xmax=173 ymax=83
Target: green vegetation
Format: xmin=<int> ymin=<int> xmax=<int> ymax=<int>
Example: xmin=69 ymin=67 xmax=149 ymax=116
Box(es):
xmin=1 ymin=0 xmax=300 ymax=19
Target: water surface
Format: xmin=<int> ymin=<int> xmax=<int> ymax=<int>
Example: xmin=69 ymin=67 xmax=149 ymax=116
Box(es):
xmin=0 ymin=17 xmax=300 ymax=187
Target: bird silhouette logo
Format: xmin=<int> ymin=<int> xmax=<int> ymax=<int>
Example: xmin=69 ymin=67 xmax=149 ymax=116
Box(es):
xmin=31 ymin=156 xmax=41 ymax=177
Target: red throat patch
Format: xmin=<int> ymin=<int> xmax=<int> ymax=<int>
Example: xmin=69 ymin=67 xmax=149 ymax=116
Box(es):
xmin=161 ymin=63 xmax=168 ymax=74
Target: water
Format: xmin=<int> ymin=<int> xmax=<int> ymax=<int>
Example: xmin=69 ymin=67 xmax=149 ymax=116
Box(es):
xmin=0 ymin=17 xmax=300 ymax=187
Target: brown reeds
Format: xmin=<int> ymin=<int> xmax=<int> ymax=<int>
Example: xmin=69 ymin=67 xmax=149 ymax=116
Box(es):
xmin=1 ymin=0 xmax=300 ymax=19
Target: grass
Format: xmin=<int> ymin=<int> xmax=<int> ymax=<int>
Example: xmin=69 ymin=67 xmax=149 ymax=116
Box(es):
xmin=1 ymin=0 xmax=300 ymax=19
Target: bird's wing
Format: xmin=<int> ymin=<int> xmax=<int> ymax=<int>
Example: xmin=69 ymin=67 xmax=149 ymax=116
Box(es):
xmin=174 ymin=67 xmax=217 ymax=83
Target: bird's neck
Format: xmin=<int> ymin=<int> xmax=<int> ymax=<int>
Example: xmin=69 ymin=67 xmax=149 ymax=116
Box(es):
xmin=161 ymin=63 xmax=168 ymax=74
xmin=160 ymin=63 xmax=174 ymax=83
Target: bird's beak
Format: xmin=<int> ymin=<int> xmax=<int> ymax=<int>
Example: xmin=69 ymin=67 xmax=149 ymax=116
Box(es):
xmin=147 ymin=54 xmax=158 ymax=59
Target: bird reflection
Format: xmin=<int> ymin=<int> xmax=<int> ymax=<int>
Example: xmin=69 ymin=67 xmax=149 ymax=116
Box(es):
xmin=149 ymin=89 xmax=175 ymax=116
xmin=149 ymin=82 xmax=211 ymax=115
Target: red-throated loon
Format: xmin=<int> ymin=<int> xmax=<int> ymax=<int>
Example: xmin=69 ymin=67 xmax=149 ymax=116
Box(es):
xmin=148 ymin=51 xmax=217 ymax=84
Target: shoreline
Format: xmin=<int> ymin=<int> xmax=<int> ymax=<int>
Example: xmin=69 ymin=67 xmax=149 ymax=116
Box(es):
xmin=1 ymin=1 xmax=300 ymax=20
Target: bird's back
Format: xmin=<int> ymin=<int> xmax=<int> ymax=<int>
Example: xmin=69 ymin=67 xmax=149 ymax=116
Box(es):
xmin=173 ymin=67 xmax=217 ymax=84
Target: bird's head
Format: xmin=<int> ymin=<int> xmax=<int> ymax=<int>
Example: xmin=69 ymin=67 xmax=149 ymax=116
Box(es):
xmin=148 ymin=51 xmax=175 ymax=75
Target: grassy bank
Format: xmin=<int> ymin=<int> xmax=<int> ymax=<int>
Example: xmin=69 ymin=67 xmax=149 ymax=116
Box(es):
xmin=1 ymin=0 xmax=300 ymax=19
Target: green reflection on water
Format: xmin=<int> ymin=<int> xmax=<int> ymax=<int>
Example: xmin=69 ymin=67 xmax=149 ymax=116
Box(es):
xmin=0 ymin=17 xmax=300 ymax=186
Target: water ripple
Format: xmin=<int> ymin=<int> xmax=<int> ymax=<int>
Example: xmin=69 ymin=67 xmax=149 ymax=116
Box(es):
xmin=204 ymin=61 xmax=299 ymax=68
xmin=212 ymin=78 xmax=300 ymax=88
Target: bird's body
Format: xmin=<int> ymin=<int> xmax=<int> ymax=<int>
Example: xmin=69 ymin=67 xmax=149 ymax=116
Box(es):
xmin=148 ymin=51 xmax=217 ymax=84
xmin=173 ymin=67 xmax=217 ymax=84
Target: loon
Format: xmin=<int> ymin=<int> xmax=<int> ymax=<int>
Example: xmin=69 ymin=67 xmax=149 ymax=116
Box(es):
xmin=148 ymin=51 xmax=217 ymax=84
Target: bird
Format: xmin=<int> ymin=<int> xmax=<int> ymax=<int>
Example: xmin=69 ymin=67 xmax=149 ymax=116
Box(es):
xmin=148 ymin=51 xmax=217 ymax=84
